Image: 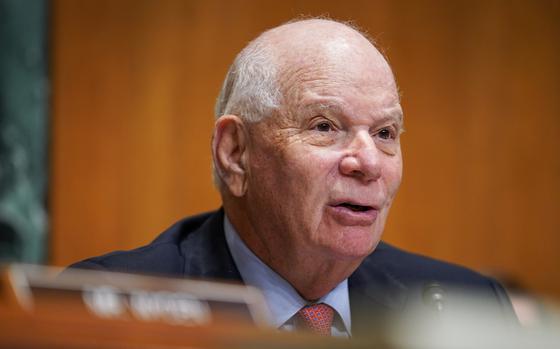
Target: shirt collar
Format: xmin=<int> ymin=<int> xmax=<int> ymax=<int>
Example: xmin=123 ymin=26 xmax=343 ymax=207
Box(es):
xmin=223 ymin=214 xmax=352 ymax=334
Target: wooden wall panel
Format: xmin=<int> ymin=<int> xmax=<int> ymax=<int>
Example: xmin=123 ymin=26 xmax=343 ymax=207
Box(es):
xmin=49 ymin=0 xmax=560 ymax=299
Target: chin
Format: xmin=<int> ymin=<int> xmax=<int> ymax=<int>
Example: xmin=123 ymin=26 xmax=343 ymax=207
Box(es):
xmin=324 ymin=226 xmax=381 ymax=260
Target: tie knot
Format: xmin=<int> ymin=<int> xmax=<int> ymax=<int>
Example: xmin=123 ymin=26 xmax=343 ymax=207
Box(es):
xmin=297 ymin=303 xmax=334 ymax=336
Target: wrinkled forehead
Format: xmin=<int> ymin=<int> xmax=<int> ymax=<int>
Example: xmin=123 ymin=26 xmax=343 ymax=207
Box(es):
xmin=278 ymin=46 xmax=399 ymax=121
xmin=278 ymin=53 xmax=397 ymax=100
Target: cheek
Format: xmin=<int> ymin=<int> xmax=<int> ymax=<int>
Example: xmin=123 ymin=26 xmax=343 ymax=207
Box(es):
xmin=281 ymin=148 xmax=343 ymax=231
xmin=249 ymin=145 xmax=339 ymax=210
xmin=295 ymin=147 xmax=341 ymax=181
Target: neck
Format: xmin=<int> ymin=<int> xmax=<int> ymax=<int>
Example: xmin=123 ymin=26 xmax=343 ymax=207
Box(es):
xmin=223 ymin=200 xmax=361 ymax=301
xmin=278 ymin=257 xmax=359 ymax=301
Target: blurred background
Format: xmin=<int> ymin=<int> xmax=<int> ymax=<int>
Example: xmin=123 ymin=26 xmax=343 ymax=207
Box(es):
xmin=1 ymin=0 xmax=559 ymax=311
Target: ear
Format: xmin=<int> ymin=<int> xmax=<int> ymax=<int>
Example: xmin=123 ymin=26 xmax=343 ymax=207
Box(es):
xmin=212 ymin=115 xmax=249 ymax=197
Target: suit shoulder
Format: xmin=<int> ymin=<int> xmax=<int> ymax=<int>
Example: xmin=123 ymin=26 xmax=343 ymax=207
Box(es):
xmin=352 ymin=243 xmax=518 ymax=328
xmin=368 ymin=242 xmax=495 ymax=286
xmin=68 ymin=210 xmax=218 ymax=276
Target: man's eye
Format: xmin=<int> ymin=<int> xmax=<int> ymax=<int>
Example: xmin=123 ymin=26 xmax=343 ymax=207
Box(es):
xmin=314 ymin=122 xmax=333 ymax=132
xmin=377 ymin=128 xmax=395 ymax=140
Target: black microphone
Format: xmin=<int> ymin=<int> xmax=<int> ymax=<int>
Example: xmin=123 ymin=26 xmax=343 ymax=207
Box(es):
xmin=422 ymin=281 xmax=446 ymax=313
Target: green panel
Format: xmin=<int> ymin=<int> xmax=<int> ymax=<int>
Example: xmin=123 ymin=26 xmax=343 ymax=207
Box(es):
xmin=0 ymin=0 xmax=49 ymax=263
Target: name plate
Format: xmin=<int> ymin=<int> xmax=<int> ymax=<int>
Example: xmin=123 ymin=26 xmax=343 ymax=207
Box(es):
xmin=3 ymin=264 xmax=270 ymax=327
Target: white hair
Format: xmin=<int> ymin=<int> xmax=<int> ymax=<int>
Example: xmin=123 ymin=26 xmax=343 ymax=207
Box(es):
xmin=214 ymin=38 xmax=282 ymax=122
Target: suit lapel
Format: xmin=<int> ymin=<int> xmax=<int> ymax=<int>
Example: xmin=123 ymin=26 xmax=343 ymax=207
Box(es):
xmin=348 ymin=242 xmax=409 ymax=336
xmin=180 ymin=209 xmax=243 ymax=282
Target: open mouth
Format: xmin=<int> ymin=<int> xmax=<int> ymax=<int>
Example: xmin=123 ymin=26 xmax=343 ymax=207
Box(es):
xmin=336 ymin=203 xmax=373 ymax=212
xmin=329 ymin=201 xmax=379 ymax=225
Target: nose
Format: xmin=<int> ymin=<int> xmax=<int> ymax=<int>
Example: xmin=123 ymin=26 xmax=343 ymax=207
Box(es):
xmin=339 ymin=131 xmax=382 ymax=182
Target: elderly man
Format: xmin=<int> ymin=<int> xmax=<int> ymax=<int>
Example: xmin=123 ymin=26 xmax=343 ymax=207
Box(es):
xmin=71 ymin=19 xmax=514 ymax=337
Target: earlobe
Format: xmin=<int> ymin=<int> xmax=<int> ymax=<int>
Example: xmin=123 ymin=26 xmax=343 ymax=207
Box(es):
xmin=212 ymin=115 xmax=248 ymax=197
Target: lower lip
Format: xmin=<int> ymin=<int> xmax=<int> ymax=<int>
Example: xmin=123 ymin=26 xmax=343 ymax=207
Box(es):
xmin=327 ymin=205 xmax=379 ymax=226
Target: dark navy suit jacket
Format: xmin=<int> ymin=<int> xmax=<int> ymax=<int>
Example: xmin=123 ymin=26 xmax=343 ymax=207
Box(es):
xmin=71 ymin=209 xmax=516 ymax=336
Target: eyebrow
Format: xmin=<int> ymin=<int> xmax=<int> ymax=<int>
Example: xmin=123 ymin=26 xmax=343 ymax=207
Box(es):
xmin=301 ymin=101 xmax=404 ymax=127
xmin=382 ymin=106 xmax=404 ymax=127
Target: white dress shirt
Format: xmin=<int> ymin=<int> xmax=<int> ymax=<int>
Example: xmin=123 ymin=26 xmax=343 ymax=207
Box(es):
xmin=223 ymin=215 xmax=352 ymax=337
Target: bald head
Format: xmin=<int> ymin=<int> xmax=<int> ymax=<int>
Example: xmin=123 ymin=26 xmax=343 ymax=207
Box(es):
xmin=260 ymin=19 xmax=388 ymax=71
xmin=215 ymin=18 xmax=398 ymax=123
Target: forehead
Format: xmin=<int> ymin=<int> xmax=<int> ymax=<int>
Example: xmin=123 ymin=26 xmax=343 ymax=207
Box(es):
xmin=278 ymin=58 xmax=402 ymax=125
xmin=260 ymin=21 xmax=401 ymax=125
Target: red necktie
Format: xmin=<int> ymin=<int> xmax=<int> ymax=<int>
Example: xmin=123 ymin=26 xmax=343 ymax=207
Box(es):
xmin=297 ymin=303 xmax=334 ymax=336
